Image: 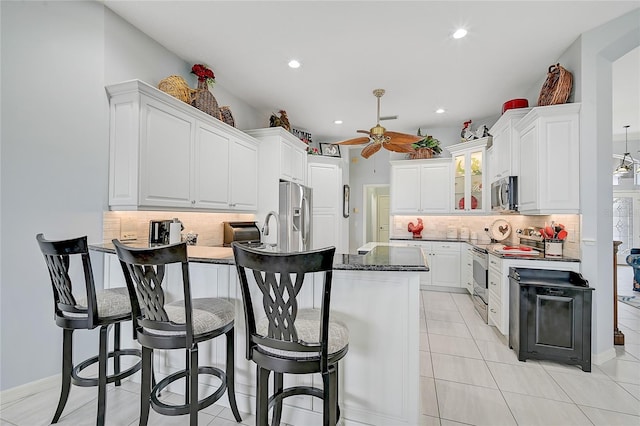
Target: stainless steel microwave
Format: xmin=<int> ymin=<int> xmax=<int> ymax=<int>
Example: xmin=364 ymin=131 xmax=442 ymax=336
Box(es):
xmin=491 ymin=176 xmax=518 ymax=212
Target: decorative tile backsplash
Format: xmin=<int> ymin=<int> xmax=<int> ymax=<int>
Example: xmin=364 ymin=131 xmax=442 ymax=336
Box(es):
xmin=391 ymin=214 xmax=581 ymax=259
xmin=103 ymin=211 xmax=255 ymax=247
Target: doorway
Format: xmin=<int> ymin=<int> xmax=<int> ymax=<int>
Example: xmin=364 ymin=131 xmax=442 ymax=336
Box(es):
xmin=613 ymin=190 xmax=640 ymax=264
xmin=376 ymin=195 xmax=390 ymax=242
xmin=363 ymin=184 xmax=390 ymax=245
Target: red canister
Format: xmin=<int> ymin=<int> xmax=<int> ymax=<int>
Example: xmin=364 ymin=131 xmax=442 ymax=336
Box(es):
xmin=502 ymin=98 xmax=529 ymax=114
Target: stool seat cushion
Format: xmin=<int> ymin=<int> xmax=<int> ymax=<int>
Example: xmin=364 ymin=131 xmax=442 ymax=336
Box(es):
xmin=76 ymin=287 xmax=132 ymax=319
xmin=256 ymin=308 xmax=349 ymax=358
xmin=164 ymin=298 xmax=235 ymax=336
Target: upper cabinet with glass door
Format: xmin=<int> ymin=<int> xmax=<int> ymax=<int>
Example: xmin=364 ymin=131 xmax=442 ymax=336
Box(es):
xmin=447 ymin=137 xmax=491 ymax=213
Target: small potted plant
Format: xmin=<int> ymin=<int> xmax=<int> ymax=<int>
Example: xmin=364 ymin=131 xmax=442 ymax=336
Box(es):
xmin=409 ymin=129 xmax=442 ymax=159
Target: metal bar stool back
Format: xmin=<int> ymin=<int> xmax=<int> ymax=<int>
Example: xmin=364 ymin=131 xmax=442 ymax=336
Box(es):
xmin=113 ymin=240 xmax=241 ymax=426
xmin=232 ymin=243 xmax=348 ymax=426
xmin=36 ymin=233 xmax=142 ymax=426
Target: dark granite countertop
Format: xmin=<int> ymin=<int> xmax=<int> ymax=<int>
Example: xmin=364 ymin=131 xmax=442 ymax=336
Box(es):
xmin=390 ymin=236 xmax=472 ymax=243
xmin=485 ymin=244 xmax=580 ymax=262
xmin=389 ymin=237 xmax=580 ymax=262
xmin=90 ymin=243 xmax=429 ymax=272
xmin=334 ymin=245 xmax=429 ymax=271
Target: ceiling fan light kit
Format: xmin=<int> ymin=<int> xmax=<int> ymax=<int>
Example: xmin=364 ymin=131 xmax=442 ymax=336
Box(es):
xmin=335 ymin=88 xmax=422 ymax=159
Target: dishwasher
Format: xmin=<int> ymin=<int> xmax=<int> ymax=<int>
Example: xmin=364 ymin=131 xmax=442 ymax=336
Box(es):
xmin=471 ymin=246 xmax=489 ymax=323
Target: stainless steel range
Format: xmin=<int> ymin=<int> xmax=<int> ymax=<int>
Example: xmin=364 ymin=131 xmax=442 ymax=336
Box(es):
xmin=471 ymin=246 xmax=489 ymax=323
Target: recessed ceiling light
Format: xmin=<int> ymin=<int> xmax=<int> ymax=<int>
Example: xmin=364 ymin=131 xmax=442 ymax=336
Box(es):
xmin=288 ymin=59 xmax=301 ymax=69
xmin=435 ymin=108 xmax=446 ymax=114
xmin=452 ymin=28 xmax=467 ymax=39
xmin=334 ymin=120 xmax=343 ymax=125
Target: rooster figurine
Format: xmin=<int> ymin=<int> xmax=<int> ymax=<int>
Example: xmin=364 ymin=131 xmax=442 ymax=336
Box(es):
xmin=269 ymin=110 xmax=291 ymax=131
xmin=461 ymin=120 xmax=477 ymax=142
xmin=408 ymin=218 xmax=424 ymax=238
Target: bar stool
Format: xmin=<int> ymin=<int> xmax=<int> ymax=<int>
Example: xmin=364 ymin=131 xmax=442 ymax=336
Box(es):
xmin=36 ymin=234 xmax=142 ymax=426
xmin=113 ymin=240 xmax=241 ymax=426
xmin=232 ymin=243 xmax=349 ymax=426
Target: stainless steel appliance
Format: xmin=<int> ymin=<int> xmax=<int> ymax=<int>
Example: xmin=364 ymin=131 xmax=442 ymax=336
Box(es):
xmin=149 ymin=220 xmax=172 ymax=245
xmin=222 ymin=222 xmax=261 ymax=247
xmin=491 ymin=176 xmax=518 ymax=213
xmin=471 ymin=246 xmax=489 ymax=323
xmin=279 ymin=181 xmax=313 ymax=252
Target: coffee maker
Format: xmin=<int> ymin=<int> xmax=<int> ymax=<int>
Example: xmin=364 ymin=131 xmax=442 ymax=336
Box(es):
xmin=148 ymin=220 xmax=172 ymax=245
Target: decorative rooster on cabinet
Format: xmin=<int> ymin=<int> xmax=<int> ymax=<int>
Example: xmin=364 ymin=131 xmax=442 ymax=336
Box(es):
xmin=408 ymin=218 xmax=424 ymax=238
xmin=269 ymin=110 xmax=291 ymax=131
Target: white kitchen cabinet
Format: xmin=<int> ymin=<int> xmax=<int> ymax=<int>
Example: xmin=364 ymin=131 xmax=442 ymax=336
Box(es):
xmin=245 ymin=127 xmax=308 ymax=185
xmin=246 ymin=127 xmax=309 ymax=231
xmin=487 ymin=253 xmax=581 ymax=336
xmin=281 ymin=138 xmax=307 ymax=184
xmin=462 ymin=243 xmax=473 ymax=294
xmin=390 ymin=159 xmax=451 ymax=214
xmin=106 ymin=79 xmax=258 ymax=211
xmin=487 ymin=108 xmax=532 ymax=182
xmin=228 ymin=136 xmax=259 ymax=210
xmin=307 ymin=156 xmax=345 ymax=253
xmin=447 ymin=138 xmax=490 ymax=213
xmin=396 ymin=240 xmax=461 ymax=289
xmin=488 ymin=256 xmax=503 ymax=331
xmin=514 ymin=103 xmax=580 ymax=214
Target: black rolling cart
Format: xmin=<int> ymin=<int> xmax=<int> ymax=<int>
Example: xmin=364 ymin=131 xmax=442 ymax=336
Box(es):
xmin=509 ymin=267 xmax=594 ymax=372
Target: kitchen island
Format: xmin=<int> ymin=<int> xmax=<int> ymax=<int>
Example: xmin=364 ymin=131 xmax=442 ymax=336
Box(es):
xmin=91 ymin=243 xmax=428 ymax=426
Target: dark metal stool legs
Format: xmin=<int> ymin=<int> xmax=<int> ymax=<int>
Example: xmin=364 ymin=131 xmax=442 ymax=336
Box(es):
xmin=256 ymin=366 xmax=270 ymax=426
xmin=52 ymin=329 xmax=73 ymax=424
xmin=226 ymin=329 xmax=242 ymax=422
xmin=97 ymin=325 xmax=109 ymax=426
xmin=139 ymin=347 xmax=153 ymax=426
xmin=271 ymin=373 xmax=284 ymax=426
xmin=52 ymin=324 xmax=141 ymax=425
xmin=322 ymin=365 xmax=338 ymax=426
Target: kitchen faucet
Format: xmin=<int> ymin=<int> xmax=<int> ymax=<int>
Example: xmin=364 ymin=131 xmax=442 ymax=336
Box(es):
xmin=262 ymin=211 xmax=280 ymax=249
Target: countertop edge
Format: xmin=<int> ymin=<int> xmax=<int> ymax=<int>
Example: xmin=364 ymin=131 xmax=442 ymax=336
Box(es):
xmin=388 ymin=238 xmax=581 ymax=262
xmin=90 ymin=244 xmax=429 ymax=272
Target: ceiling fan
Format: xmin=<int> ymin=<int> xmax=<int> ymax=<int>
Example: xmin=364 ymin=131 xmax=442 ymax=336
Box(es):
xmin=335 ymin=89 xmax=423 ymax=159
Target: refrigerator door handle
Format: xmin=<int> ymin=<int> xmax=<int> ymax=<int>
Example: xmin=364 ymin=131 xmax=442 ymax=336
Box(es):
xmin=301 ymin=196 xmax=310 ymax=248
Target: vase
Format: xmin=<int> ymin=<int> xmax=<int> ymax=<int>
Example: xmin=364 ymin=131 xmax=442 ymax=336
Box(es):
xmin=193 ymin=80 xmax=221 ymax=119
xmin=409 ymin=148 xmax=434 ymax=159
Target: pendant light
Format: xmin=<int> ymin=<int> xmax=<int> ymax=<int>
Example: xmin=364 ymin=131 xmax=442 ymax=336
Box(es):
xmin=614 ymin=125 xmax=636 ymax=175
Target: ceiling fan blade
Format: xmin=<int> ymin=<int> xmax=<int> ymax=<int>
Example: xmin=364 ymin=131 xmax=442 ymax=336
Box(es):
xmin=384 ymin=143 xmax=415 ymax=153
xmin=356 ymin=130 xmax=371 ymax=135
xmin=385 ymin=131 xmax=424 ymax=145
xmin=335 ymin=136 xmax=371 ymax=145
xmin=361 ymin=143 xmax=382 ymax=159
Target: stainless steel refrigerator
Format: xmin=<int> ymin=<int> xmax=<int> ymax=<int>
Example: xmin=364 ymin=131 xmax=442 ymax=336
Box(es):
xmin=279 ymin=181 xmax=313 ymax=252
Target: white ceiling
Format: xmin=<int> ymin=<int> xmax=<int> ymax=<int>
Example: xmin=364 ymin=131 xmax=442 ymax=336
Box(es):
xmin=104 ymin=1 xmax=639 ymax=143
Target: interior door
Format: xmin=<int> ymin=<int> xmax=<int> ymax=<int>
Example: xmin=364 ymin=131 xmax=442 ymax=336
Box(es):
xmin=376 ymin=195 xmax=390 ymax=242
xmin=613 ymin=189 xmax=640 ymax=263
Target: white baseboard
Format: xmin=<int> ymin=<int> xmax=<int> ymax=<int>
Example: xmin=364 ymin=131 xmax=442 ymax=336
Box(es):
xmin=0 ymin=374 xmax=59 ymax=405
xmin=592 ymin=346 xmax=616 ymax=365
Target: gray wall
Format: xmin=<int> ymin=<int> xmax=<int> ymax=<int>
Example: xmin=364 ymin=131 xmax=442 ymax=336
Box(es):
xmin=0 ymin=1 xmax=261 ymax=390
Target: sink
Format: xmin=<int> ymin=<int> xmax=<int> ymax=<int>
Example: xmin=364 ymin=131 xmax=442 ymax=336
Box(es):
xmin=235 ymin=241 xmax=279 ymax=252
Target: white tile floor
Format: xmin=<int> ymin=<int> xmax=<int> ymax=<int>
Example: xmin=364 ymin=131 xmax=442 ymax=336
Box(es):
xmin=2 ymin=268 xmax=639 ymax=426
xmin=418 ymin=289 xmax=640 ymax=426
